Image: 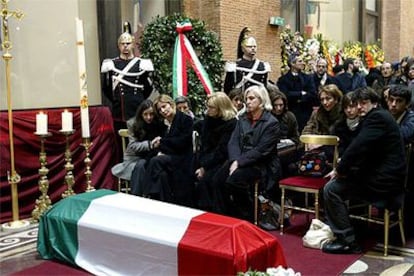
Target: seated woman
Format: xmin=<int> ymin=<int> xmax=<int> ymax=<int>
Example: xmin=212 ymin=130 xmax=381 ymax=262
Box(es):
xmin=216 ymin=85 xmax=281 ymax=222
xmin=195 ymin=92 xmax=238 ymax=212
xmin=301 ymin=83 xmax=344 ymax=163
xmin=228 ymin=88 xmax=246 ymax=117
xmin=270 ymin=91 xmax=300 ymax=178
xmin=142 ymin=94 xmax=194 ymax=206
xmin=111 ymin=99 xmax=165 ymax=195
xmin=270 ymin=91 xmax=300 ymax=145
xmin=302 ymin=84 xmax=344 ymax=136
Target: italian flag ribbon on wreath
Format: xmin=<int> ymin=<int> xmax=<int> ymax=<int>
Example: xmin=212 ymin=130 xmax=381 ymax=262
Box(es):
xmin=173 ymin=20 xmax=214 ymax=98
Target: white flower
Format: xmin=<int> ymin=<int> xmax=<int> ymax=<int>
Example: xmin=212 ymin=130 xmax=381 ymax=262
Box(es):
xmin=266 ymin=266 xmax=301 ymax=276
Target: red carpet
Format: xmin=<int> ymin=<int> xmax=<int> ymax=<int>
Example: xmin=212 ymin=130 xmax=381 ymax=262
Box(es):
xmin=270 ymin=213 xmax=365 ymax=276
xmin=10 ymin=260 xmax=90 ymax=276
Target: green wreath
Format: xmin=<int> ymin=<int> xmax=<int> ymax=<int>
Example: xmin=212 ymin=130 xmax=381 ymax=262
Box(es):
xmin=141 ymin=14 xmax=224 ymax=115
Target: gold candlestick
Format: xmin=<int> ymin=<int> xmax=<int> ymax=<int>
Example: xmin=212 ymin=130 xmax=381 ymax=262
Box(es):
xmin=82 ymin=138 xmax=95 ymax=192
xmin=1 ymin=0 xmax=29 ymax=231
xmin=32 ymin=132 xmax=52 ymax=221
xmin=60 ymin=130 xmax=76 ymax=198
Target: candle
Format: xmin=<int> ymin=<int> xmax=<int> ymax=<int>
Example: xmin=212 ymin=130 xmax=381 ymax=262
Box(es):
xmin=76 ymin=18 xmax=90 ymax=138
xmin=61 ymin=110 xmax=73 ymax=131
xmin=36 ymin=112 xmax=48 ymax=135
xmin=80 ymin=99 xmax=90 ymax=138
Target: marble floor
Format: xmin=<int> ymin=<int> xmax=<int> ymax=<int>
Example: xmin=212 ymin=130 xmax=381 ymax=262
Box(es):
xmin=1 ymin=223 xmax=414 ymax=275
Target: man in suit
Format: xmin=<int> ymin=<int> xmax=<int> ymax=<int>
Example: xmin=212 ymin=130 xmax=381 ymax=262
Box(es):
xmin=322 ymin=87 xmax=406 ymax=254
xmin=277 ymin=54 xmax=317 ymax=132
xmin=311 ymin=58 xmax=337 ymax=91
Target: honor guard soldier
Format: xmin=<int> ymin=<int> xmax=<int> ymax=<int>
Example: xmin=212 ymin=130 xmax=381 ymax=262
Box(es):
xmin=223 ymin=27 xmax=271 ymax=94
xmin=101 ymin=22 xmax=154 ymax=131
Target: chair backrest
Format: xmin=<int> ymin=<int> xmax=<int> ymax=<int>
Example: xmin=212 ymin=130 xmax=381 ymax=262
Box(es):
xmin=300 ymin=134 xmax=340 ymax=168
xmin=118 ymin=129 xmax=129 ymax=153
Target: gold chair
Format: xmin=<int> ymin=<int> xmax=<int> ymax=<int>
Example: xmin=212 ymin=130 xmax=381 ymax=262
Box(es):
xmin=349 ymin=143 xmax=411 ymax=256
xmin=279 ymin=134 xmax=339 ymax=233
xmin=117 ymin=128 xmax=130 ymax=193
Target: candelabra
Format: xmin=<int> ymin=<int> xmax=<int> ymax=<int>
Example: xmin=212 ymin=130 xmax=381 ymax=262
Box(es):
xmin=1 ymin=0 xmax=29 ymax=231
xmin=82 ymin=138 xmax=95 ymax=192
xmin=32 ymin=132 xmax=52 ymax=221
xmin=60 ymin=130 xmax=76 ymax=198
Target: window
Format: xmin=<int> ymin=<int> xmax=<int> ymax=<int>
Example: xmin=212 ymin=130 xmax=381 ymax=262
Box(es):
xmin=362 ymin=0 xmax=381 ymax=44
xmin=280 ymin=0 xmax=381 ymax=44
xmin=97 ymin=0 xmax=181 ymax=61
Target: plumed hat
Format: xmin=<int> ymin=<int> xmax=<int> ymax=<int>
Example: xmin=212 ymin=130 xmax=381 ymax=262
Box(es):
xmin=118 ymin=22 xmax=135 ymax=45
xmin=237 ymin=27 xmax=253 ymax=59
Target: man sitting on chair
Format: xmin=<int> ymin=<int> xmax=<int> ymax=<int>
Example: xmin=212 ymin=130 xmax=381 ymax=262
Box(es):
xmin=322 ymin=87 xmax=406 ymax=254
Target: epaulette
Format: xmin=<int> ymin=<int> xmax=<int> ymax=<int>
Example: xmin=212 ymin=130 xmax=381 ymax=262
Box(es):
xmin=101 ymin=59 xmax=114 ymax=73
xmin=225 ymin=61 xmax=236 ymax=72
xmin=140 ymin=59 xmax=154 ymax=71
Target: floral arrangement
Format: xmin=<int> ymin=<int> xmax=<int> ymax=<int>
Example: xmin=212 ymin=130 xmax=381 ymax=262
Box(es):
xmin=303 ymin=38 xmax=321 ymax=73
xmin=342 ymin=41 xmax=364 ymax=60
xmin=364 ymin=42 xmax=385 ymax=69
xmin=279 ymin=27 xmax=385 ymax=73
xmin=141 ymin=13 xmax=223 ymax=115
xmin=280 ymin=25 xmax=305 ymax=74
xmin=238 ymin=266 xmax=301 ymax=276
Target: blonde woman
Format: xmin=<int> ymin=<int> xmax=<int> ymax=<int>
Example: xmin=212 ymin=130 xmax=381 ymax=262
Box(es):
xmin=216 ymin=85 xmax=281 ymax=221
xmin=195 ymin=92 xmax=238 ymax=211
xmin=143 ymin=94 xmax=194 ymax=206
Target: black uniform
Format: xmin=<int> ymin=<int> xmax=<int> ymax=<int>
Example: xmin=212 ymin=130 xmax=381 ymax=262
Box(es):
xmin=223 ymin=58 xmax=269 ymax=93
xmin=101 ymin=57 xmax=153 ymax=125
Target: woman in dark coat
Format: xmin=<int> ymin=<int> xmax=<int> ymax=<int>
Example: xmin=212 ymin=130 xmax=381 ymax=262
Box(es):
xmin=195 ymin=92 xmax=238 ymax=212
xmin=270 ymin=91 xmax=300 ymax=145
xmin=143 ymin=94 xmax=194 ymax=206
xmin=302 ymin=84 xmax=344 ymax=137
xmin=111 ymin=99 xmax=165 ymax=195
xmin=216 ymin=85 xmax=281 ymax=222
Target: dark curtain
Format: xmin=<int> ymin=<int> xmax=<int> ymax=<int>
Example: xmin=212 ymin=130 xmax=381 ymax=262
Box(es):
xmin=0 ymin=106 xmax=118 ymax=223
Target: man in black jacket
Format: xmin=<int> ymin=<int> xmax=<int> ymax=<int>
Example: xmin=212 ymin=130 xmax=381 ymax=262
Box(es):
xmin=322 ymin=87 xmax=406 ymax=254
xmin=277 ymin=54 xmax=317 ymax=132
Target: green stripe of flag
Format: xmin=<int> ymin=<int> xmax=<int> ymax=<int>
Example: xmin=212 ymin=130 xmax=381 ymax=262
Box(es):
xmin=37 ymin=189 xmax=116 ymax=265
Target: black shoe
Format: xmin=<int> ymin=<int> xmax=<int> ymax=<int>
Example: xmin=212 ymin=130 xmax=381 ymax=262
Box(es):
xmin=322 ymin=239 xmax=362 ymax=254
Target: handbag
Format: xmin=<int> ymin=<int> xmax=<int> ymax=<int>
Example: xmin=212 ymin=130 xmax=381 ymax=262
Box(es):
xmin=302 ymin=219 xmax=335 ymax=249
xmin=298 ymin=149 xmax=330 ymax=177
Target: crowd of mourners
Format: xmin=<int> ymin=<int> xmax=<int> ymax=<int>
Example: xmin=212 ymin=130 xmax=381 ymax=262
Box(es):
xmin=104 ymin=26 xmax=414 ymax=255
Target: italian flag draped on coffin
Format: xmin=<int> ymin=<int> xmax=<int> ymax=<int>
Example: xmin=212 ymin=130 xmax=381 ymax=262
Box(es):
xmin=38 ymin=189 xmax=286 ymax=275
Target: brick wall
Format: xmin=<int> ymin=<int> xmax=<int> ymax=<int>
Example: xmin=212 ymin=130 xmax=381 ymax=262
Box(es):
xmin=381 ymin=0 xmax=414 ymax=62
xmin=183 ymin=0 xmax=282 ymax=82
xmin=399 ymin=0 xmax=414 ymax=58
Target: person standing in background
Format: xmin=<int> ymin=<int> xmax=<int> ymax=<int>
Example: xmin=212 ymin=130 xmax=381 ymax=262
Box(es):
xmin=277 ymin=54 xmax=317 ymax=132
xmin=101 ymin=22 xmax=154 ymax=133
xmin=311 ymin=58 xmax=337 ymax=91
xmin=223 ymin=27 xmax=270 ymax=94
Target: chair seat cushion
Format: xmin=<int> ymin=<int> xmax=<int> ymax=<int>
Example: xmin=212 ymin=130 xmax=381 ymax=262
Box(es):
xmin=279 ymin=176 xmax=328 ymax=190
xmin=372 ymin=193 xmax=405 ymax=211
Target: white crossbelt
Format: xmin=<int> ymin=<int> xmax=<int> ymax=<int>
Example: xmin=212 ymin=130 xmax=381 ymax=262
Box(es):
xmin=112 ymin=57 xmax=142 ymax=90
